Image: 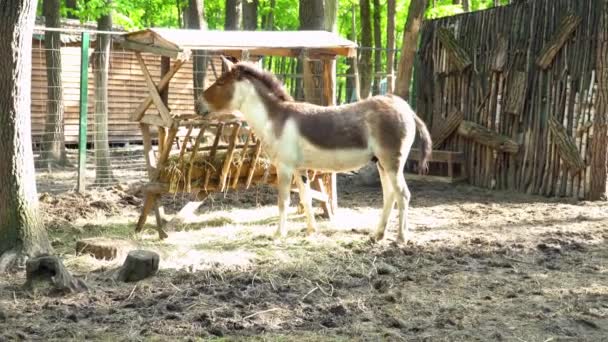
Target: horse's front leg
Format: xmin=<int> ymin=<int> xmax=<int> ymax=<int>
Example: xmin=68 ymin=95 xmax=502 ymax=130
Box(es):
xmin=274 ymin=165 xmax=293 ymax=239
xmin=294 ymin=170 xmax=317 ymax=235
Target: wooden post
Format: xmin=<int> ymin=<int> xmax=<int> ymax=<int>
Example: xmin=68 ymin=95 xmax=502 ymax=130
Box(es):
xmin=77 ymin=32 xmax=90 ymax=193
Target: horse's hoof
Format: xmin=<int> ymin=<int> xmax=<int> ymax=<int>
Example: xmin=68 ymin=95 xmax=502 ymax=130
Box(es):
xmin=374 ymin=232 xmax=385 ymax=242
xmin=305 ymin=228 xmax=317 ymax=237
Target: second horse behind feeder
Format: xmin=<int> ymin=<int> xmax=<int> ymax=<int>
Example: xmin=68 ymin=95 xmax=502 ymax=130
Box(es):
xmin=200 ymin=57 xmax=432 ymax=243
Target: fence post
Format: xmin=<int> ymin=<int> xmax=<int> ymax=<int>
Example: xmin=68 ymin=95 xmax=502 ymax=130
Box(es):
xmin=77 ymin=32 xmax=90 ymax=193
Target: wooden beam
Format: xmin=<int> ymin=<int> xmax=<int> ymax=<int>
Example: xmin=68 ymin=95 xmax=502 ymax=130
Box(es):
xmin=131 ymin=58 xmax=185 ymax=122
xmin=457 ymin=120 xmax=519 ymax=154
xmin=141 ymin=113 xmax=171 ymax=127
xmin=121 ymin=40 xmax=191 ymax=60
xmin=135 ymin=52 xmax=173 ymax=125
xmin=219 ymin=123 xmax=242 ymax=191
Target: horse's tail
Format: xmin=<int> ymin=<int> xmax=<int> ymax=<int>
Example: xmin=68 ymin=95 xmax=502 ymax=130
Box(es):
xmin=413 ymin=114 xmax=432 ymax=174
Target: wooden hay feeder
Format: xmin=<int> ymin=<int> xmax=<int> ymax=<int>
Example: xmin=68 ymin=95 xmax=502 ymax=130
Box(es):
xmin=119 ymin=28 xmax=357 ymax=239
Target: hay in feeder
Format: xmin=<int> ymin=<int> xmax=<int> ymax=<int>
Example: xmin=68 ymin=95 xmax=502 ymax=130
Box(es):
xmin=159 ymin=149 xmax=274 ymax=193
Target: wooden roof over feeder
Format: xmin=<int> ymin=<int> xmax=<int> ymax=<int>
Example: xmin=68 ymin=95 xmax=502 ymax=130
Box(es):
xmin=120 ymin=28 xmax=358 ymax=60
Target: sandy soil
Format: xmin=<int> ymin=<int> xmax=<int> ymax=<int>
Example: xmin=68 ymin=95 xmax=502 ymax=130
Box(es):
xmin=0 ymin=175 xmax=607 ymax=341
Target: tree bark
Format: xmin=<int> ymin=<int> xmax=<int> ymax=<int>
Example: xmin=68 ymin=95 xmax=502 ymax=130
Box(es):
xmin=359 ymin=0 xmax=373 ymax=99
xmin=225 ymin=0 xmax=242 ymax=30
xmin=93 ymin=3 xmax=115 ymax=185
xmin=324 ymin=0 xmax=338 ymax=33
xmin=299 ymin=0 xmax=326 ymax=104
xmin=395 ymin=0 xmax=428 ymax=101
xmin=372 ymin=0 xmax=382 ymax=95
xmin=185 ymin=0 xmax=208 ymax=115
xmin=41 ymin=0 xmax=69 ymax=168
xmin=0 ymin=0 xmax=52 ymax=272
xmin=590 ymin=0 xmax=608 ymax=200
xmin=386 ymin=0 xmax=396 ymax=93
xmin=243 ymin=0 xmax=258 ymax=30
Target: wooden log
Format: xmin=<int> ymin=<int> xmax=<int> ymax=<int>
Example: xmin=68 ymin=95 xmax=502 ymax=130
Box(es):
xmin=457 ymin=120 xmax=519 ymax=154
xmin=504 ymin=72 xmax=528 ymax=115
xmin=548 ymin=117 xmax=586 ymax=172
xmin=116 ymin=250 xmax=160 ymax=283
xmin=536 ymin=14 xmax=581 ymax=69
xmin=25 ymin=256 xmax=87 ymax=293
xmin=76 ymin=238 xmax=134 ymax=260
xmin=431 ymin=109 xmax=464 ymax=148
xmin=436 ymin=27 xmax=472 ymax=72
xmin=491 ymin=35 xmax=508 ymax=72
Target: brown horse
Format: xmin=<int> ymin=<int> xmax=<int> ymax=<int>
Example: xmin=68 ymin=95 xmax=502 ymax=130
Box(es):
xmin=201 ymin=57 xmax=431 ymax=242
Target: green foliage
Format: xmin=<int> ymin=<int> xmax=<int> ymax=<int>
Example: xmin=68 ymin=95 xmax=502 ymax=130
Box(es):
xmin=426 ymin=3 xmax=464 ymax=19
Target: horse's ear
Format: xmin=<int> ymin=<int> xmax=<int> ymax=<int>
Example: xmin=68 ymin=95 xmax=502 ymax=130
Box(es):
xmin=220 ymin=56 xmax=235 ymax=72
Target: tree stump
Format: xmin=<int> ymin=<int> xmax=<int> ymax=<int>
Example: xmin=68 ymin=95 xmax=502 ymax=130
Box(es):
xmin=76 ymin=238 xmax=134 ymax=260
xmin=25 ymin=255 xmax=87 ymax=293
xmin=116 ymin=250 xmax=160 ymax=282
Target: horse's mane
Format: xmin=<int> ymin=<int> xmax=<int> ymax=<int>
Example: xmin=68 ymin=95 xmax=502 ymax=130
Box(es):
xmin=236 ymin=62 xmax=294 ymax=102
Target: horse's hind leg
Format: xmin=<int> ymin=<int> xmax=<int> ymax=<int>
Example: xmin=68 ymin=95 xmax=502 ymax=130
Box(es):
xmin=274 ymin=165 xmax=293 ymax=239
xmin=374 ymin=162 xmax=396 ymax=241
xmin=294 ymin=171 xmax=317 ymax=235
xmin=387 ymin=166 xmax=411 ymax=243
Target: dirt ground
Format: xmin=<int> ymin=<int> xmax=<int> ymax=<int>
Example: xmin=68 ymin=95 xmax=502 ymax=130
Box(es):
xmin=1 ymin=174 xmax=607 ymax=341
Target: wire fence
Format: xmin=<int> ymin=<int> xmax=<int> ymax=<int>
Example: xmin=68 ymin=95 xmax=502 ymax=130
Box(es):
xmin=31 ymin=27 xmax=402 ymax=194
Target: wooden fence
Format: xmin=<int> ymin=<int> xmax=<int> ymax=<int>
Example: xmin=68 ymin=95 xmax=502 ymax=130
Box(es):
xmin=415 ymin=0 xmax=606 ymax=199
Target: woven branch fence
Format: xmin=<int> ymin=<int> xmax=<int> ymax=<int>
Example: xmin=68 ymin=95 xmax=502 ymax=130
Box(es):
xmin=415 ymin=0 xmax=607 ymax=199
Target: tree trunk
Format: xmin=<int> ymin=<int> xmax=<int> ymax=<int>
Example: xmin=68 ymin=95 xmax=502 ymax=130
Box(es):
xmin=462 ymin=0 xmax=469 ymax=12
xmin=324 ymin=0 xmax=338 ymax=32
xmin=347 ymin=5 xmax=361 ymax=102
xmin=0 ymin=0 xmax=52 ymax=272
xmin=372 ymin=0 xmax=382 ymax=95
xmin=395 ymin=0 xmax=428 ymax=101
xmin=359 ymin=0 xmax=373 ymax=99
xmin=225 ymin=0 xmax=242 ymax=30
xmin=494 ymin=0 xmax=500 ymax=6
xmin=386 ymin=0 xmax=396 ymax=93
xmin=41 ymin=0 xmax=69 ymax=168
xmin=299 ymin=0 xmax=325 ymax=104
xmin=185 ymin=0 xmax=208 ymax=115
xmin=94 ymin=4 xmax=115 ymax=185
xmin=243 ymin=0 xmax=258 ymax=30
xmin=324 ymin=0 xmax=338 ymax=106
xmin=590 ymin=0 xmax=608 ymax=200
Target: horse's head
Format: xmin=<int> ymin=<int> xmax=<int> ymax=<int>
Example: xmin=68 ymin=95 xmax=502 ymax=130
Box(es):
xmin=201 ymin=56 xmax=292 ymax=116
xmin=200 ymin=56 xmax=252 ymax=115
